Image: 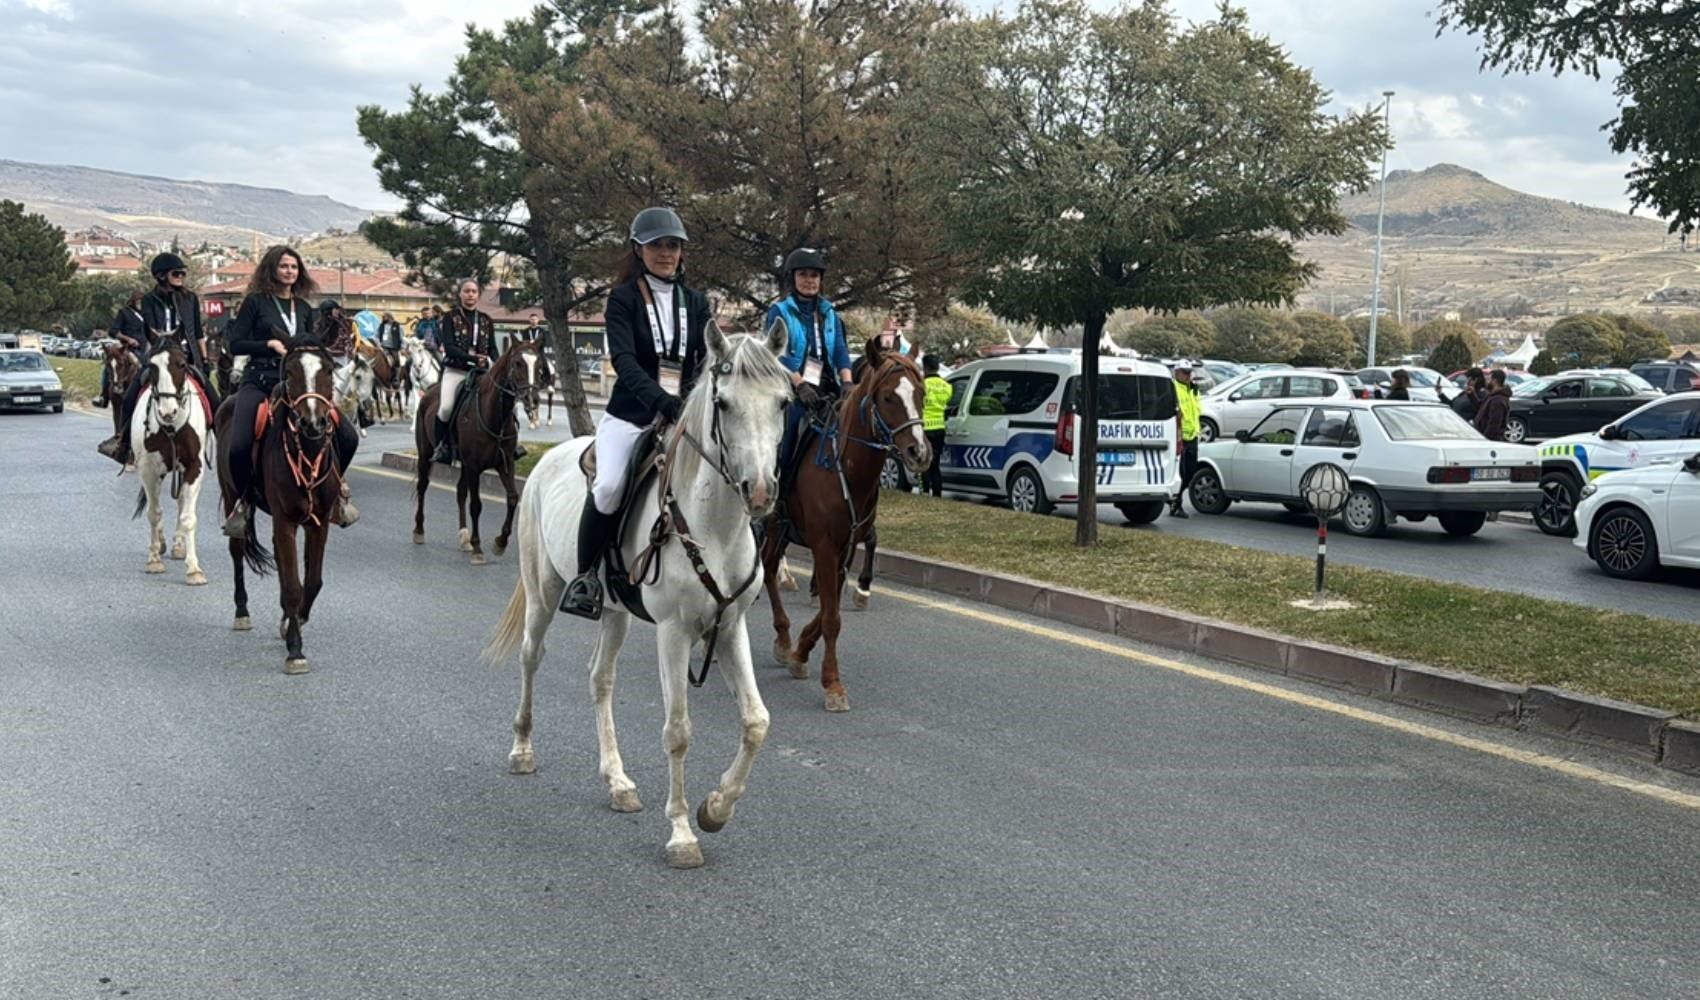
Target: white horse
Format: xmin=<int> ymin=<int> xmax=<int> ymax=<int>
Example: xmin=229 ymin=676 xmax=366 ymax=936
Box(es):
xmin=484 ymin=322 xmax=791 ymax=869
xmin=130 ymin=344 xmax=211 ymax=586
xmin=333 ymin=353 xmax=376 ymax=438
xmin=403 ymin=337 xmax=441 ymax=420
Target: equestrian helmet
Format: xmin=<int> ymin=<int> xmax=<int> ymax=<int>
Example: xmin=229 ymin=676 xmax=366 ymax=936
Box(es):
xmin=784 ymin=247 xmax=826 ymax=277
xmin=630 ymin=207 xmax=689 ymax=245
xmin=149 ymin=252 xmax=187 ymax=279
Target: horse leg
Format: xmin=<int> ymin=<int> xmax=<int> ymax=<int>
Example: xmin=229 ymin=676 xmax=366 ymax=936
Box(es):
xmin=180 ymin=471 xmax=206 ymax=587
xmin=226 ymin=477 xmax=250 ymax=629
xmin=853 ymin=528 xmax=877 ymax=610
xmin=143 ymin=470 xmax=166 ymax=575
xmin=274 ymin=519 xmax=308 ymax=674
xmin=760 ymin=530 xmax=800 ymax=673
xmin=456 ymin=476 xmax=473 ymax=553
xmin=508 ymin=509 xmax=568 ymax=776
xmin=585 ymin=612 xmax=641 ymax=810
xmin=299 ymin=521 xmax=328 ymax=627
xmin=465 ymin=469 xmax=485 ymax=565
xmin=696 ymin=619 xmax=769 ymax=835
xmin=655 ymin=622 xmax=702 ymax=868
xmin=412 ymin=445 xmax=430 ymax=545
xmin=811 ymin=543 xmax=850 ymax=713
xmin=493 ymin=465 xmax=519 ymax=557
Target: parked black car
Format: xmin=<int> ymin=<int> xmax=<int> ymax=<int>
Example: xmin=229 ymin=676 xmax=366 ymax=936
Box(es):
xmin=1630 ymin=361 xmax=1700 ymax=394
xmin=1503 ymin=374 xmax=1664 ymax=443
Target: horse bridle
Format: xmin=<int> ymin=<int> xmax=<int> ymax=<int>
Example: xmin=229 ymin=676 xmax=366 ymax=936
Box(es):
xmin=273 ymin=349 xmax=342 ymax=526
xmin=844 ymin=357 xmax=924 ymax=453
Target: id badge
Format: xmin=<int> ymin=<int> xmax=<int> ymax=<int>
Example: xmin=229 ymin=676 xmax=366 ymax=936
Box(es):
xmin=803 ymin=359 xmax=823 ymax=385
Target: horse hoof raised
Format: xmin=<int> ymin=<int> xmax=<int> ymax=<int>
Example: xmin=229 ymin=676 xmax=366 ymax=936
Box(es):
xmin=696 ymin=793 xmax=729 ymax=833
xmin=665 ymin=841 xmax=704 ymax=870
xmin=610 ymin=787 xmax=643 ymax=813
xmin=824 ymin=688 xmax=850 ymax=713
xmin=853 ymin=588 xmax=870 ymax=610
xmin=412 ymin=531 xmax=424 ymax=545
xmin=145 ymin=560 xmax=166 ymax=575
xmin=186 ymin=569 xmax=207 ymax=587
xmin=787 ymin=656 xmax=810 ymax=680
xmin=508 ymin=750 xmax=535 ymax=775
xmin=284 ymin=657 xmax=310 ymax=675
xmin=469 ymin=552 xmax=487 ymax=566
xmin=232 ymin=616 xmax=252 ymax=631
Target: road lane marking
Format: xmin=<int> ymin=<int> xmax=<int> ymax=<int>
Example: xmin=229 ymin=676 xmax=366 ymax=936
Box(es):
xmin=351 ymin=463 xmax=509 ymax=503
xmin=843 ymin=575 xmax=1700 ymax=812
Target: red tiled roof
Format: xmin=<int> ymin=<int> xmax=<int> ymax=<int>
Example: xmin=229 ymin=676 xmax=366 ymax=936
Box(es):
xmin=75 ymin=255 xmax=143 ymax=272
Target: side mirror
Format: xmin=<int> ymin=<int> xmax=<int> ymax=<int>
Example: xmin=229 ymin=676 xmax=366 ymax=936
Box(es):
xmin=1685 ymin=454 xmax=1700 ymax=474
xmin=1598 ymin=424 xmax=1618 ymax=441
xmin=1234 ymin=429 xmax=1251 ymax=443
xmin=1228 ymin=391 xmax=1243 ymax=402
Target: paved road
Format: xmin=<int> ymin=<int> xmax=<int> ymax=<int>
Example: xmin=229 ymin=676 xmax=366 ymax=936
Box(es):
xmin=8 ymin=410 xmax=1700 ymax=998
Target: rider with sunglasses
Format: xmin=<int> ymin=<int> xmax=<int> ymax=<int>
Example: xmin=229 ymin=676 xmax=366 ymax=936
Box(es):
xmin=96 ymin=253 xmax=217 ymax=464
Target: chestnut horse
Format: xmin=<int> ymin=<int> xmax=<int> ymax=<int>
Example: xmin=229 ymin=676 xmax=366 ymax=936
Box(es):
xmin=214 ymin=346 xmax=343 ymax=675
xmin=412 ymin=340 xmax=536 ymax=564
xmin=100 ymin=343 xmax=140 ymax=439
xmin=759 ymin=339 xmax=931 ymax=711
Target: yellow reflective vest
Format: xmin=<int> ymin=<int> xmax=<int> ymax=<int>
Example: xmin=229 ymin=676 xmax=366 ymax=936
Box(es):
xmin=1175 ymin=379 xmax=1201 ymax=441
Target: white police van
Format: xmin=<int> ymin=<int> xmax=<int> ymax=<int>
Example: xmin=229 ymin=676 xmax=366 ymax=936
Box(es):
xmin=931 ymin=352 xmax=1179 ymax=523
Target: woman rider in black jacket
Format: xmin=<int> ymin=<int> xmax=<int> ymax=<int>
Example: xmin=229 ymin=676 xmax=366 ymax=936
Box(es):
xmin=220 ymin=245 xmax=359 ymax=538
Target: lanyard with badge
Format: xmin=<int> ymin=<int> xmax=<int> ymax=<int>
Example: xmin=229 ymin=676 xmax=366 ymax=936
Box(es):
xmin=271 ymin=297 xmax=298 ymax=338
xmin=458 ymin=310 xmax=482 ymax=353
xmin=802 ymin=307 xmax=825 ymax=386
xmin=637 ymin=280 xmax=685 ymax=361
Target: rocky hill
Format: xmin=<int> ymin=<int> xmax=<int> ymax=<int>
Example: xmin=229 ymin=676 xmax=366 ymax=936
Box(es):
xmin=0 ymin=159 xmax=376 ymax=245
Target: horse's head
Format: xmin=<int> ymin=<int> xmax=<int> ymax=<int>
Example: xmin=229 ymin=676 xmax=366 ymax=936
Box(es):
xmin=683 ymin=319 xmax=792 ymax=517
xmin=104 ymin=342 xmax=139 ymax=386
xmin=855 ymin=336 xmax=931 ymax=476
xmin=144 ymin=343 xmax=192 ymax=428
xmin=508 ymin=342 xmax=547 ymax=428
xmin=280 ymin=346 xmax=337 ymax=438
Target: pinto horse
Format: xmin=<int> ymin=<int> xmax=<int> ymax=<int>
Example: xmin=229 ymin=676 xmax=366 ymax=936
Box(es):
xmin=412 ymin=340 xmax=534 ymax=565
xmin=214 ymin=346 xmax=343 ymax=675
xmin=355 ymin=340 xmax=403 ymax=423
xmin=483 ymin=322 xmax=791 ymax=868
xmin=759 ymin=338 xmax=931 ymax=712
xmin=511 ymin=342 xmax=552 ymax=431
xmin=401 ymin=337 xmax=441 ymax=417
xmin=100 ymin=343 xmax=140 ymax=439
xmin=128 ymin=343 xmax=212 ymax=587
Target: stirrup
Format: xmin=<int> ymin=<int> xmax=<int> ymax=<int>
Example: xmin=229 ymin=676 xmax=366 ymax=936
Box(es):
xmin=222 ymin=502 xmax=249 ymax=539
xmin=97 ymin=436 xmax=124 ymax=461
xmin=92 ymin=396 xmax=109 ymax=408
xmin=558 ymin=572 xmax=604 ymax=620
xmin=431 ymin=441 xmax=453 ymax=464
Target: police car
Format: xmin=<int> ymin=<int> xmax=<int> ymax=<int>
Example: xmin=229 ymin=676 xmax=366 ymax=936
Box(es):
xmin=1574 ymin=454 xmax=1700 ymax=579
xmin=933 ymin=353 xmax=1180 ymax=523
xmin=1532 ymin=393 xmax=1700 ymax=537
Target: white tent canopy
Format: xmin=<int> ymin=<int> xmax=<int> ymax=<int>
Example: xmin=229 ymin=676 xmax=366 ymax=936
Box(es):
xmin=1501 ymin=333 xmax=1540 ymax=368
xmin=1024 ymin=331 xmax=1049 ymax=351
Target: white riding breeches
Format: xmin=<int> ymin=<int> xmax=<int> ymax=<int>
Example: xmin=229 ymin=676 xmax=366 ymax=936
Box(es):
xmin=592 ymin=412 xmax=648 ymax=515
xmin=437 ymin=368 xmax=467 ymax=421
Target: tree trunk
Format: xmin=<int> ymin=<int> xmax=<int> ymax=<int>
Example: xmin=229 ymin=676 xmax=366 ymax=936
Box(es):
xmin=529 ymin=218 xmax=596 ymax=437
xmin=1074 ymin=311 xmax=1105 ymax=547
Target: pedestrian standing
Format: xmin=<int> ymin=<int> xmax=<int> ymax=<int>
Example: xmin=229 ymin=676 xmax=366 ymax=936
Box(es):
xmin=1170 ymin=361 xmax=1202 ymax=518
xmin=1387 ymin=369 xmax=1412 ymax=401
xmin=414 ymin=305 xmax=441 ymax=352
xmin=1474 ymin=369 xmax=1512 ymax=440
xmin=1450 ymin=367 xmax=1485 ymax=422
xmin=522 ymin=312 xmax=548 ymax=346
xmin=921 ymin=354 xmax=950 ymax=497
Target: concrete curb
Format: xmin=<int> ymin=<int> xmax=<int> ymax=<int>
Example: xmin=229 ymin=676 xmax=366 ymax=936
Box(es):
xmin=380 ymin=447 xmax=1685 ymax=775
xmin=865 ymin=548 xmax=1689 ymax=776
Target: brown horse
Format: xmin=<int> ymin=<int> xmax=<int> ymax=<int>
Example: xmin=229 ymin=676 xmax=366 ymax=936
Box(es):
xmin=411 ymin=339 xmax=536 ymax=565
xmin=100 ymin=343 xmax=140 ymax=439
xmin=356 ymin=339 xmax=403 ymax=423
xmin=759 ymin=339 xmax=931 ymax=711
xmin=214 ymin=346 xmax=343 ymax=674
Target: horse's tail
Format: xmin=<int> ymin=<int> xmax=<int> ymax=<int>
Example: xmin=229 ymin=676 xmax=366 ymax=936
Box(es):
xmin=131 ymin=485 xmax=146 ymax=520
xmin=482 ymin=576 xmax=529 ymax=667
xmin=242 ymin=507 xmax=274 ymax=576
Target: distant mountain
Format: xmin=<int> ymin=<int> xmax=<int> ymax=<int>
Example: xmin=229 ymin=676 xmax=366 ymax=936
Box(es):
xmin=0 ymin=159 xmax=378 ymax=245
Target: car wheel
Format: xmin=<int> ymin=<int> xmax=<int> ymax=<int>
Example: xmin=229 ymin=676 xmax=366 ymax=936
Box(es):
xmin=1282 ymin=502 xmax=1309 ymax=515
xmin=1188 ymin=467 xmax=1231 ymax=515
xmin=1199 ymin=418 xmax=1218 ymax=444
xmin=1503 ymin=416 xmax=1529 ymax=444
xmin=1116 ymin=500 xmax=1166 ymax=525
xmin=1591 ymin=506 xmax=1659 ymax=580
xmin=1534 ymin=471 xmax=1580 ymax=537
xmin=1007 ymin=466 xmax=1051 ymax=515
xmin=1437 ymin=510 xmax=1487 ymax=537
xmin=881 ymin=454 xmax=909 ymax=492
xmin=52 ymin=404 xmax=63 ymax=413
xmin=1340 ymin=484 xmax=1386 ymax=537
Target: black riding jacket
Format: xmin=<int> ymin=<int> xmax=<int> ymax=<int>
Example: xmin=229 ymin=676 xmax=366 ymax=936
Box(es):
xmin=440 ymin=308 xmax=497 ymax=372
xmin=226 ymin=293 xmax=319 ymax=390
xmin=603 ymin=276 xmax=707 ymax=425
xmin=141 ymin=287 xmax=206 ymax=367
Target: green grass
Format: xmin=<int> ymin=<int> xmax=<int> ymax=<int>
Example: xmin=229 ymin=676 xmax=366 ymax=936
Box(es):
xmin=515 ymin=439 xmax=564 ymax=479
xmin=874 ymin=491 xmax=1700 ymax=717
xmin=54 ymin=357 xmax=103 ymax=403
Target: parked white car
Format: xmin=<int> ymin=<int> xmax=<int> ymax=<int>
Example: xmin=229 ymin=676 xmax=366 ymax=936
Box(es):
xmin=1355 ymin=366 xmax=1449 ymax=402
xmin=933 ymin=353 xmax=1180 ymax=523
xmin=1189 ymin=400 xmax=1541 ymax=537
xmin=1199 ymin=368 xmax=1364 ymax=443
xmin=1574 ymin=455 xmax=1700 ymax=579
xmin=1533 ymin=393 xmax=1700 ymax=537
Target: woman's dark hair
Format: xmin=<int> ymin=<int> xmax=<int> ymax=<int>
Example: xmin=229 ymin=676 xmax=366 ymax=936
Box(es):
xmin=614 ymin=248 xmax=644 ymax=286
xmin=1465 ymin=366 xmax=1485 ymax=386
xmin=1391 ymin=369 xmax=1410 ymax=387
xmin=246 ymin=245 xmax=317 ymax=299
xmin=126 ymin=291 xmax=144 ymax=308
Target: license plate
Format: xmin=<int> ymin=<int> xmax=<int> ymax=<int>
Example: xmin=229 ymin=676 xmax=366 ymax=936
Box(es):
xmin=1098 ymin=452 xmax=1136 ymax=466
xmin=13 ymin=395 xmax=39 ymax=403
xmin=1471 ymin=467 xmax=1510 ymax=481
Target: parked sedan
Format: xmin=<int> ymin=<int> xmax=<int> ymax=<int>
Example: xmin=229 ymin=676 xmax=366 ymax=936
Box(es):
xmin=1574 ymin=455 xmax=1700 ymax=579
xmin=1189 ymin=400 xmax=1541 ymax=537
xmin=1504 ymin=374 xmax=1664 ymax=444
xmin=0 ymin=349 xmax=65 ymax=412
xmin=1198 ymin=368 xmax=1360 ymax=443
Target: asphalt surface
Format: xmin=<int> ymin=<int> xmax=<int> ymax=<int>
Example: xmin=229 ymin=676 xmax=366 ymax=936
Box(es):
xmin=7 ymin=409 xmax=1700 ymax=999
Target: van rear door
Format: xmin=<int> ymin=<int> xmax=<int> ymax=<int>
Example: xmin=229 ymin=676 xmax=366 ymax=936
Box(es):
xmin=1064 ymin=370 xmax=1177 ymax=491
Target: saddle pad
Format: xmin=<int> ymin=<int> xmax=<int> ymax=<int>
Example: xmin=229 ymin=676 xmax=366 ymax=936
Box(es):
xmin=254 ymin=400 xmax=272 ymax=439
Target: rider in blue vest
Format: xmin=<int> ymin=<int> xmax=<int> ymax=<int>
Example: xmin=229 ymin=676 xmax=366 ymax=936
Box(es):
xmin=770 ymin=248 xmax=853 ymax=478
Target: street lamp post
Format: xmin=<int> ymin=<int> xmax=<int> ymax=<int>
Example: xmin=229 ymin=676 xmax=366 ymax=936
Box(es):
xmin=1366 ymin=91 xmax=1395 ymax=367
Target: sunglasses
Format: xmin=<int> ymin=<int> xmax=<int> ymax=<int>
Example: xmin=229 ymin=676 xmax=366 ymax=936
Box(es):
xmin=169 ymin=269 xmax=187 ymax=278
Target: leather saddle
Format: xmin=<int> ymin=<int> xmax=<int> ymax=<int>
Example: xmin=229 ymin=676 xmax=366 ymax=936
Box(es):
xmin=437 ymin=369 xmax=483 ymax=461
xmin=579 ymin=425 xmax=663 ymax=623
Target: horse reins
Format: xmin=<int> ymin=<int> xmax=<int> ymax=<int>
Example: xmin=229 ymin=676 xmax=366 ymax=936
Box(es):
xmin=277 ymin=363 xmax=342 ymax=527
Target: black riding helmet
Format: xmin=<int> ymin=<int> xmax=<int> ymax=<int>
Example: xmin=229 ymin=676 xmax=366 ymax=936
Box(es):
xmin=150 ymin=252 xmax=187 ymax=280
xmin=630 ymin=207 xmax=688 ymax=245
xmin=784 ymin=247 xmax=826 ymax=277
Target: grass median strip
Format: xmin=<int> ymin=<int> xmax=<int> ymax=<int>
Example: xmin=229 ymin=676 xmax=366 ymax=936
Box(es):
xmin=873 ymin=492 xmax=1700 ymax=718
xmin=54 ymin=357 xmax=101 ymax=403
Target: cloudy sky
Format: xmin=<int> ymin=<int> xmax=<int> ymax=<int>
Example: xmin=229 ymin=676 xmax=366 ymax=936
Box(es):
xmin=0 ymin=0 xmax=1643 ymax=216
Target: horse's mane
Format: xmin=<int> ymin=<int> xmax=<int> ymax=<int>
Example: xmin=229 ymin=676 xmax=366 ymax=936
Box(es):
xmin=673 ymin=333 xmax=789 ymax=485
xmin=843 ymin=349 xmax=921 ymax=426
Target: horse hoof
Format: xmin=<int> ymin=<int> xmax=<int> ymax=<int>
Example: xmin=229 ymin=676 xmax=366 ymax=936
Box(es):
xmin=824 ymin=689 xmax=850 ymax=713
xmin=853 ymin=588 xmax=870 ymax=610
xmin=170 ymin=542 xmax=186 ymax=560
xmin=610 ymin=787 xmax=643 ymax=813
xmin=666 ymin=841 xmax=704 ymax=869
xmin=145 ymin=560 xmax=166 ymax=575
xmin=508 ymin=751 xmax=535 ymax=775
xmin=232 ymin=616 xmax=252 ymax=631
xmin=779 ymin=575 xmax=799 ymax=592
xmin=493 ymin=542 xmax=507 ymax=557
xmin=458 ymin=529 xmax=472 ymax=551
xmin=412 ymin=531 xmax=424 ymax=545
xmin=470 ymin=552 xmax=487 ymax=566
xmin=772 ymin=641 xmax=792 ymax=668
xmin=696 ymin=794 xmax=729 ymax=833
xmin=284 ymin=658 xmax=310 ymax=675
xmin=787 ymin=656 xmax=810 ymax=680
xmin=186 ymin=570 xmax=207 ymax=587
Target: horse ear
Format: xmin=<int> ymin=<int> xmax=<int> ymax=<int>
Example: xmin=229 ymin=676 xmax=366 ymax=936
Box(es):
xmin=864 ymin=336 xmax=883 ymax=366
xmin=707 ymin=321 xmax=730 ymax=357
xmin=765 ymin=316 xmax=787 ymax=355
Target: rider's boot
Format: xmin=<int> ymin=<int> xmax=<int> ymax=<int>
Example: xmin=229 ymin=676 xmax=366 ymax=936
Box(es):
xmin=430 ymin=417 xmax=453 ymax=464
xmin=92 ymin=394 xmax=108 ymax=408
xmin=333 ymin=482 xmax=360 ymax=528
xmin=514 ymin=442 xmax=528 ymax=460
xmin=559 ymin=504 xmax=612 ymax=620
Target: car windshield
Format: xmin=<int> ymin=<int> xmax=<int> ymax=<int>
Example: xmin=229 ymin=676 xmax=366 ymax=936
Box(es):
xmin=1374 ymin=405 xmax=1482 ymax=441
xmin=1513 ymin=377 xmax=1553 ymax=397
xmin=1 ymin=352 xmax=49 ymax=372
xmin=1406 ymin=368 xmax=1441 ymax=387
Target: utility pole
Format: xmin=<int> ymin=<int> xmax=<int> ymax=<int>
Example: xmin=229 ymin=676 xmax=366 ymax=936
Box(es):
xmin=1366 ymin=91 xmax=1395 ymax=367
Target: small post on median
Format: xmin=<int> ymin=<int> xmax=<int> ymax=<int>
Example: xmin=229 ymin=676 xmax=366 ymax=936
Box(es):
xmin=1297 ymin=463 xmax=1351 ymax=610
